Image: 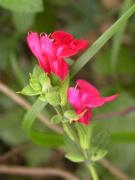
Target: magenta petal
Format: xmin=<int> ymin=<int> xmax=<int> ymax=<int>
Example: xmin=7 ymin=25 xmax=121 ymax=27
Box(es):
xmin=56 ymin=46 xmax=78 ymax=57
xmin=83 ymin=96 xmax=106 ymax=108
xmin=102 ymin=94 xmax=118 ymax=103
xmin=58 ymin=58 xmax=69 ymax=80
xmin=68 ymin=88 xmax=82 ymax=110
xmin=27 ymin=32 xmax=42 ymax=60
xmin=79 ymin=109 xmax=92 ymax=125
xmin=50 ymin=57 xmax=69 ymax=80
xmin=71 ymin=39 xmax=89 ymax=50
xmin=51 ymin=31 xmax=73 ymax=44
xmin=52 ymin=31 xmax=88 ymax=58
xmin=77 ymin=79 xmax=100 ymax=96
xmin=83 ymin=94 xmax=118 ymax=108
xmin=38 ymin=56 xmax=50 ymax=73
xmin=40 ymin=33 xmax=54 ymax=56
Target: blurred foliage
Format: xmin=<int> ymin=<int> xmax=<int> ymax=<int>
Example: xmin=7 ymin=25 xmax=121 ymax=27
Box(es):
xmin=0 ymin=0 xmax=135 ymax=179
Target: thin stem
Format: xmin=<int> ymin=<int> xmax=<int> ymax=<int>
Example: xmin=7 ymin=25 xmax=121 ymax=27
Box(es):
xmin=88 ymin=165 xmax=99 ymax=180
xmin=0 ymin=165 xmax=79 ymax=180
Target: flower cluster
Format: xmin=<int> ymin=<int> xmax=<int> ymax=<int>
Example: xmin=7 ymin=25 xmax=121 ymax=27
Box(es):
xmin=26 ymin=30 xmax=117 ymax=125
xmin=27 ymin=31 xmax=88 ymax=80
xmin=68 ymin=80 xmax=118 ymax=125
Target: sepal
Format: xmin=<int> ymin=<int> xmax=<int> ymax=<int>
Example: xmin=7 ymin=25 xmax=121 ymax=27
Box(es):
xmin=65 ymin=152 xmax=84 ymax=163
xmin=91 ymin=147 xmax=108 ymax=161
xmin=51 ymin=114 xmax=62 ymax=124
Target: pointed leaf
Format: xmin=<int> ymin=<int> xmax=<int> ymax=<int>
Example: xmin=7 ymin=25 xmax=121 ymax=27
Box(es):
xmin=65 ymin=152 xmax=84 ymax=163
xmin=51 ymin=114 xmax=62 ymax=124
xmin=20 ymin=85 xmax=40 ymax=96
xmin=91 ymin=148 xmax=108 ymax=161
xmin=75 ymin=123 xmax=90 ymax=150
xmin=46 ymin=92 xmax=61 ymax=106
xmin=59 ymin=75 xmax=69 ymax=106
xmin=22 ymin=99 xmax=46 ymax=135
xmin=64 ymin=110 xmax=78 ymax=120
xmin=30 ymin=131 xmax=64 ymax=147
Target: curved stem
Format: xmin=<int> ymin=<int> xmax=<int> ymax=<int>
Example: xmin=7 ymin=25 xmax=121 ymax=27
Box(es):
xmin=88 ymin=164 xmax=99 ymax=180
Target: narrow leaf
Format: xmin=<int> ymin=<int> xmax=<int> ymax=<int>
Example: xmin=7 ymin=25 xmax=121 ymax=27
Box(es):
xmin=22 ymin=99 xmax=46 ymax=135
xmin=65 ymin=152 xmax=84 ymax=163
xmin=71 ymin=3 xmax=135 ymax=77
xmin=59 ymin=75 xmax=69 ymax=106
xmin=30 ymin=131 xmax=64 ymax=147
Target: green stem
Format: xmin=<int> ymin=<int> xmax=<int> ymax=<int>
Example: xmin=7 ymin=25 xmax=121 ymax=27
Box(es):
xmin=71 ymin=3 xmax=135 ymax=77
xmin=88 ymin=164 xmax=99 ymax=180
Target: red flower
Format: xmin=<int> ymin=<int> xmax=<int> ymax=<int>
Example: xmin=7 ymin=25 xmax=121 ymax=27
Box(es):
xmin=51 ymin=31 xmax=89 ymax=57
xmin=27 ymin=32 xmax=68 ymax=80
xmin=27 ymin=31 xmax=88 ymax=80
xmin=68 ymin=80 xmax=118 ymax=125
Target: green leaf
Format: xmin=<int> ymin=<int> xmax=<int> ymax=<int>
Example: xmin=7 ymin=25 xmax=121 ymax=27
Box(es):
xmin=30 ymin=79 xmax=41 ymax=92
xmin=22 ymin=99 xmax=46 ymax=135
xmin=38 ymin=94 xmax=46 ymax=102
xmin=0 ymin=108 xmax=27 ymax=145
xmin=75 ymin=123 xmax=90 ymax=150
xmin=59 ymin=75 xmax=69 ymax=106
xmin=91 ymin=148 xmax=108 ymax=162
xmin=30 ymin=131 xmax=64 ymax=147
xmin=51 ymin=114 xmax=62 ymax=124
xmin=20 ymin=85 xmax=40 ymax=96
xmin=39 ymin=73 xmax=51 ymax=93
xmin=64 ymin=110 xmax=78 ymax=120
xmin=46 ymin=92 xmax=61 ymax=106
xmin=33 ymin=65 xmax=43 ymax=76
xmin=71 ymin=3 xmax=135 ymax=77
xmin=50 ymin=73 xmax=61 ymax=86
xmin=0 ymin=0 xmax=43 ymax=13
xmin=65 ymin=152 xmax=84 ymax=163
xmin=22 ymin=100 xmax=64 ymax=147
xmin=12 ymin=12 xmax=35 ymax=33
xmin=63 ymin=124 xmax=76 ymax=141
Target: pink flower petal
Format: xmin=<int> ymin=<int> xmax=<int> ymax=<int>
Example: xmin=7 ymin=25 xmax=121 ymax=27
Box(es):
xmin=58 ymin=58 xmax=69 ymax=80
xmin=77 ymin=80 xmax=100 ymax=96
xmin=102 ymin=94 xmax=119 ymax=103
xmin=71 ymin=39 xmax=89 ymax=50
xmin=27 ymin=32 xmax=42 ymax=60
xmin=51 ymin=30 xmax=89 ymax=58
xmin=51 ymin=31 xmax=73 ymax=45
xmin=40 ymin=33 xmax=54 ymax=56
xmin=56 ymin=45 xmax=78 ymax=57
xmin=78 ymin=109 xmax=92 ymax=125
xmin=50 ymin=57 xmax=68 ymax=80
xmin=68 ymin=88 xmax=82 ymax=110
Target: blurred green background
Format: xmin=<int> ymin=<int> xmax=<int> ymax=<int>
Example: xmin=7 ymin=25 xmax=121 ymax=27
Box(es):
xmin=0 ymin=0 xmax=135 ymax=179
